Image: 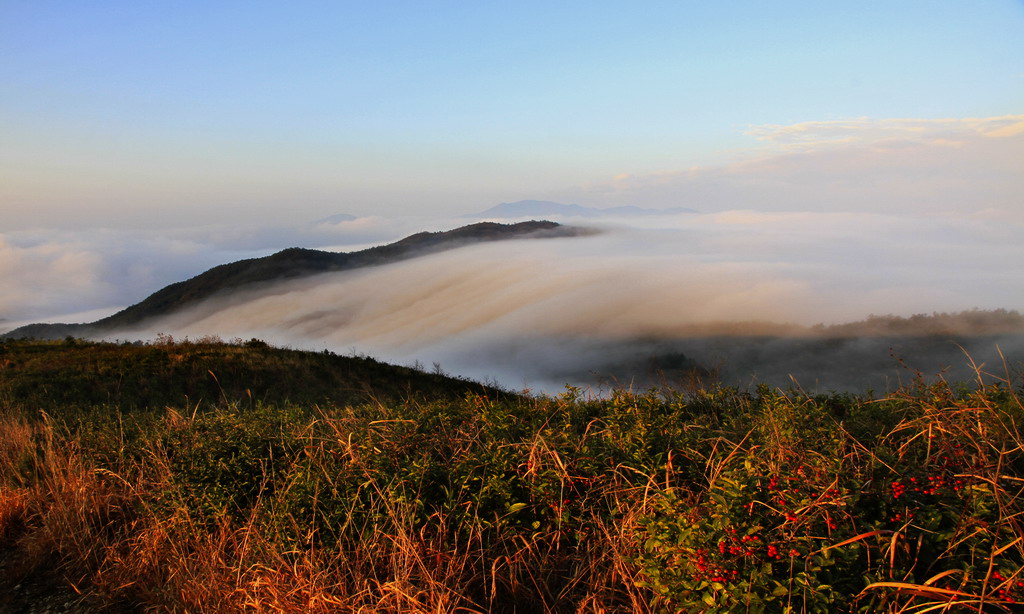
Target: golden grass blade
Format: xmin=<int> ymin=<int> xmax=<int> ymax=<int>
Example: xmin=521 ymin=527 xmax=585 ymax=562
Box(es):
xmin=822 ymin=529 xmax=892 ymax=552
xmin=909 ymin=598 xmax=1010 ymax=614
xmin=861 ymin=581 xmax=984 ymax=601
xmin=888 ymin=530 xmax=900 ymax=576
xmin=992 ymin=536 xmax=1022 ymax=557
xmin=922 ymin=569 xmax=964 ymax=586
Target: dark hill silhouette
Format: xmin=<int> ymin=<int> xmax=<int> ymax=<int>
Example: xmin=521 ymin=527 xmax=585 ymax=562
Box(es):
xmin=5 ymin=220 xmax=578 ymax=340
xmin=0 ymin=338 xmax=516 ymax=411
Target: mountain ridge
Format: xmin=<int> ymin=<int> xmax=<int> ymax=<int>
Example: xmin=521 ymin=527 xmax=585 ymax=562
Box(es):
xmin=4 ymin=220 xmax=579 ymax=340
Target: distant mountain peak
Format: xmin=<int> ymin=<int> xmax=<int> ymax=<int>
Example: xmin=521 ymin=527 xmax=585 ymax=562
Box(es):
xmin=475 ymin=200 xmax=697 ymax=218
xmin=313 ymin=213 xmax=358 ymax=224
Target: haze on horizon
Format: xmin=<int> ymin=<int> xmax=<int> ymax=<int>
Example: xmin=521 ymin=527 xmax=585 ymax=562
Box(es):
xmin=2 ymin=1 xmax=1023 ymax=387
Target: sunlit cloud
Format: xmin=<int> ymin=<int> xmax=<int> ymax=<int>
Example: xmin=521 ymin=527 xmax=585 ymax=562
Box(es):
xmin=573 ymin=115 xmax=1024 ymax=221
xmin=3 ymin=112 xmax=1020 ymax=389
xmin=745 ymin=115 xmax=1024 ymax=149
xmin=78 ymin=206 xmax=1020 ymax=391
xmin=0 ymin=236 xmax=110 ymax=324
xmin=0 ymin=215 xmax=421 ymax=329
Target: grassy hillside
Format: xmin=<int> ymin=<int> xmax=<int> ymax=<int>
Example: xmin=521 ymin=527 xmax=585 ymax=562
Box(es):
xmin=1 ymin=340 xmax=1022 ymax=612
xmin=0 ymin=337 xmax=509 ymax=412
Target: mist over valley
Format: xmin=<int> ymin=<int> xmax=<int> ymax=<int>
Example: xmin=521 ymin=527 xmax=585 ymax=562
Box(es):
xmin=7 ymin=207 xmax=1023 ymax=394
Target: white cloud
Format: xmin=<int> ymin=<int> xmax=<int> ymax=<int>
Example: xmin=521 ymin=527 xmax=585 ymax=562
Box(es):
xmin=4 ymin=113 xmax=1021 ymax=390
xmin=0 ymin=214 xmax=419 ymax=328
xmin=573 ymin=114 xmax=1024 ymax=221
xmin=96 ymin=208 xmax=1024 ymax=390
xmin=745 ymin=115 xmax=1024 ymax=148
xmin=0 ymin=236 xmax=110 ymax=324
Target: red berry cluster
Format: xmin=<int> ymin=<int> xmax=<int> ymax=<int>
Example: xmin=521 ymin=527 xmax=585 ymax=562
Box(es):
xmin=890 ymin=474 xmax=969 ymax=500
xmin=717 ymin=532 xmax=764 ymax=557
xmin=991 ymin=570 xmax=1024 ymax=604
xmin=890 ymin=480 xmax=907 ymax=498
xmin=758 ymin=468 xmax=842 ymax=529
xmin=765 ymin=471 xmax=803 ymax=508
xmin=707 ymin=527 xmax=799 ymax=573
xmin=889 ymin=511 xmax=914 ymax=523
xmin=692 ymin=548 xmax=739 ymax=584
xmin=888 ymin=463 xmax=977 ymax=524
xmin=548 ymin=498 xmax=572 ymax=513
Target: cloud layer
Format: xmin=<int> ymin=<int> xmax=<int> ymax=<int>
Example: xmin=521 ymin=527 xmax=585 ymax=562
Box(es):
xmin=4 ymin=115 xmax=1021 ymax=391
xmin=0 ymin=215 xmax=424 ymax=329
xmin=104 ymin=209 xmax=1024 ymax=392
xmin=571 ymin=115 xmax=1024 ymax=221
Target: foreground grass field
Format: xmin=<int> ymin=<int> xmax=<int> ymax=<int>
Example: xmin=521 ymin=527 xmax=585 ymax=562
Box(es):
xmin=1 ymin=339 xmax=1022 ymax=612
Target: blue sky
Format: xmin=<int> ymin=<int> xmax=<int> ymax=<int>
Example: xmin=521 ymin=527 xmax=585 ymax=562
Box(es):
xmin=1 ymin=1 xmax=1023 ymax=328
xmin=2 ymin=1 xmax=1022 ymax=229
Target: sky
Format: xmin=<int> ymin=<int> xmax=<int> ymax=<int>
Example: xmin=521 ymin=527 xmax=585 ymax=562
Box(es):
xmin=3 ymin=1 xmax=1022 ymax=227
xmin=1 ymin=1 xmax=1023 ymax=350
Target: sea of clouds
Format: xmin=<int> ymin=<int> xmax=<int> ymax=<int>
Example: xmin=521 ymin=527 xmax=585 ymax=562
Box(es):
xmin=3 ymin=116 xmax=1022 ymax=392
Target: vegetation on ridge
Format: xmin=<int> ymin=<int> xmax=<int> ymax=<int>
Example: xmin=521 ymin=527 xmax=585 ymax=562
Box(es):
xmin=2 ymin=220 xmax=577 ymax=340
xmin=0 ymin=336 xmax=508 ymax=412
xmin=1 ymin=338 xmax=1022 ymax=612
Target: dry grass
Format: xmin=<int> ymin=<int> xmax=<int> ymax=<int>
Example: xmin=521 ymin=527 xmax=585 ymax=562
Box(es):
xmin=1 ymin=370 xmax=1022 ymax=612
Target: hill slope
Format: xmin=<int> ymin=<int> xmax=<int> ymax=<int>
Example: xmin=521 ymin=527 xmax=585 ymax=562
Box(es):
xmin=1 ymin=340 xmax=1020 ymax=612
xmin=0 ymin=338 xmax=512 ymax=411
